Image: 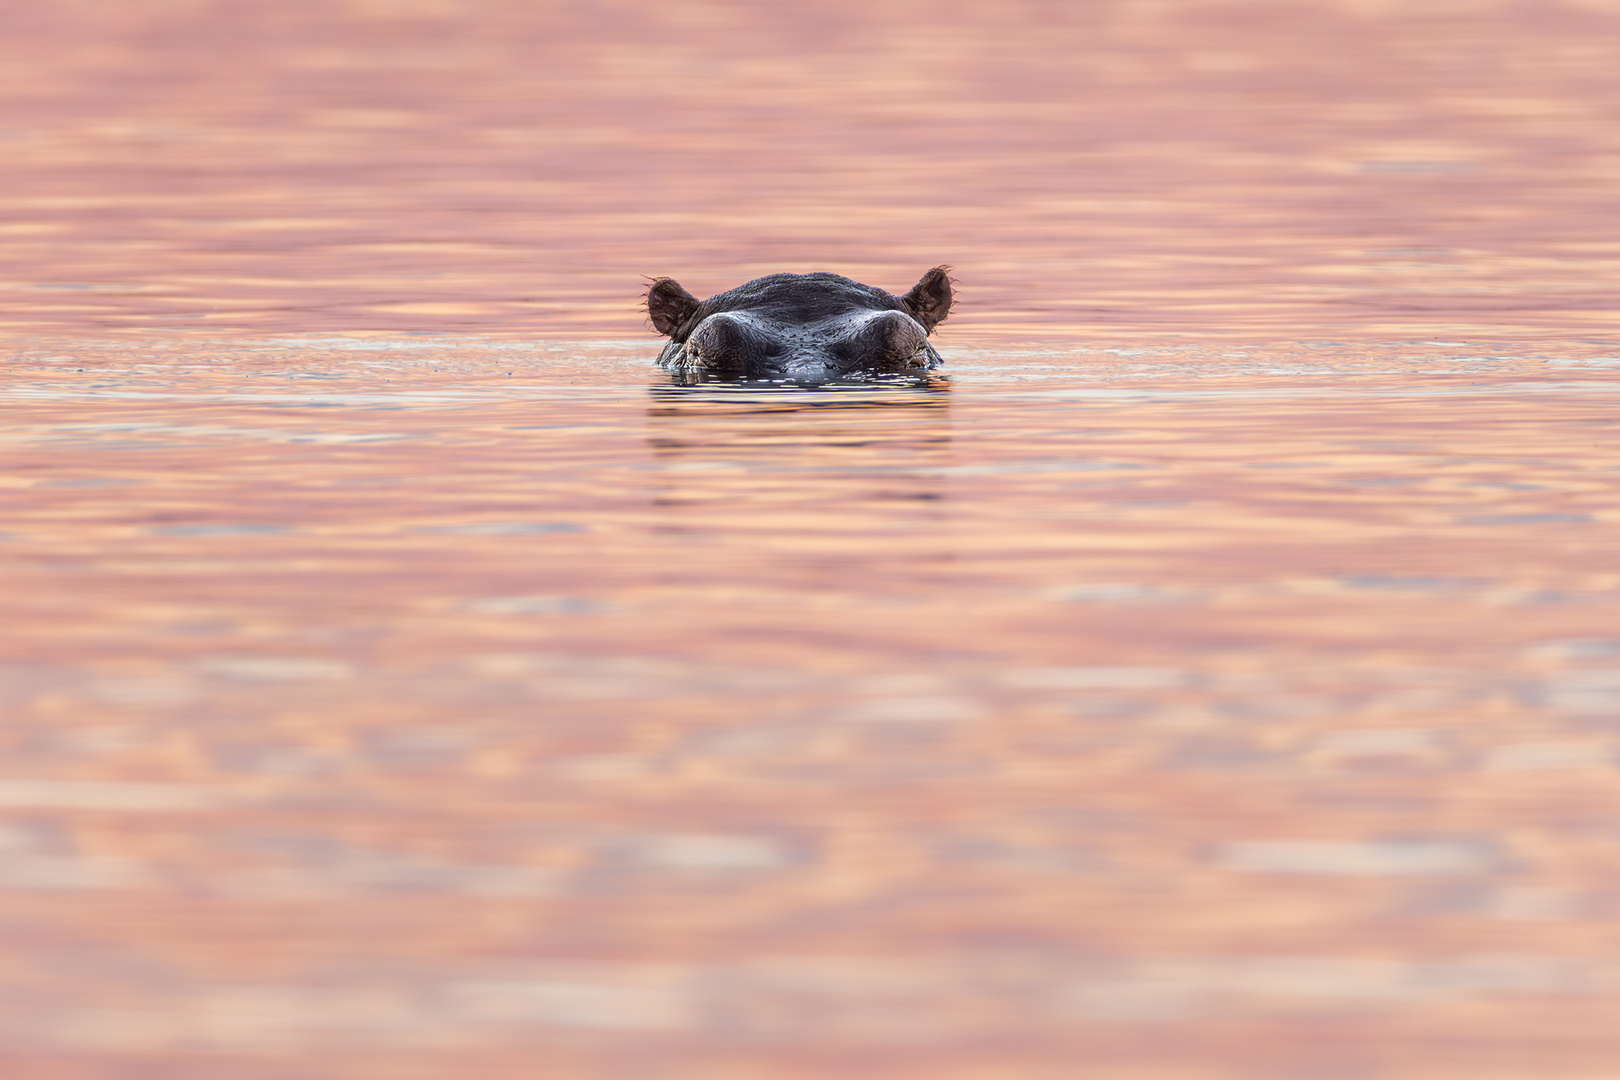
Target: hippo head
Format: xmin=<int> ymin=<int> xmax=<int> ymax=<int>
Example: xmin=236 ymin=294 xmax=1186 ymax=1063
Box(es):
xmin=646 ymin=267 xmax=953 ymax=383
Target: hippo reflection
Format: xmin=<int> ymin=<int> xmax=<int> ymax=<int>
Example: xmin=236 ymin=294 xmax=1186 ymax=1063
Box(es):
xmin=647 ymin=268 xmax=953 ymax=383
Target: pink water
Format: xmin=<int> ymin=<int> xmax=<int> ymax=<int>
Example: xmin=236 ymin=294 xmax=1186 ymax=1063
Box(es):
xmin=4 ymin=3 xmax=1620 ymax=1077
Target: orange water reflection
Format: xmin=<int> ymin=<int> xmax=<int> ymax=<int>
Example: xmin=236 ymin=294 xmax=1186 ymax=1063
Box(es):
xmin=7 ymin=0 xmax=1620 ymax=342
xmin=4 ymin=2 xmax=1620 ymax=1078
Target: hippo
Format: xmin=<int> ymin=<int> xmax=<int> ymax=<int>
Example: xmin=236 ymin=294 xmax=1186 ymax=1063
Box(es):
xmin=646 ymin=267 xmax=953 ymax=383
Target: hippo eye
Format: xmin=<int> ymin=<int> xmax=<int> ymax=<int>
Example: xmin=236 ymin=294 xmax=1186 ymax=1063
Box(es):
xmin=850 ymin=311 xmax=928 ymax=369
xmin=685 ymin=314 xmax=771 ymax=372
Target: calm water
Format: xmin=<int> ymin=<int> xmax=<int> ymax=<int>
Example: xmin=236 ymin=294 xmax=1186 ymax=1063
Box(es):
xmin=4 ymin=339 xmax=1618 ymax=1078
xmin=5 ymin=2 xmax=1620 ymax=1078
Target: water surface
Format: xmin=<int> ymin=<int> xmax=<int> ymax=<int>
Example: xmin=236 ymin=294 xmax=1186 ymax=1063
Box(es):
xmin=5 ymin=1 xmax=1620 ymax=1077
xmin=4 ymin=337 xmax=1619 ymax=1078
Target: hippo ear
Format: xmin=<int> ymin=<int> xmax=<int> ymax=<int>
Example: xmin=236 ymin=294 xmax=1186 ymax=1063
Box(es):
xmin=647 ymin=278 xmax=701 ymax=337
xmin=900 ymin=266 xmax=953 ymax=333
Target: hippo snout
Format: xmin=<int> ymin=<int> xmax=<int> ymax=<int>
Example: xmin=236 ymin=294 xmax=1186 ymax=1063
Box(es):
xmin=647 ymin=268 xmax=953 ymax=382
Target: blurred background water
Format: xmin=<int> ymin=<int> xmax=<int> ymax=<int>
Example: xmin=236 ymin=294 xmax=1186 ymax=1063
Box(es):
xmin=4 ymin=2 xmax=1620 ymax=1078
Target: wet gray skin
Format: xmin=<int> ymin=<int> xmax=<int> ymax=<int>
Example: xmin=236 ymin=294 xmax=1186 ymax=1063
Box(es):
xmin=646 ymin=268 xmax=953 ymax=383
